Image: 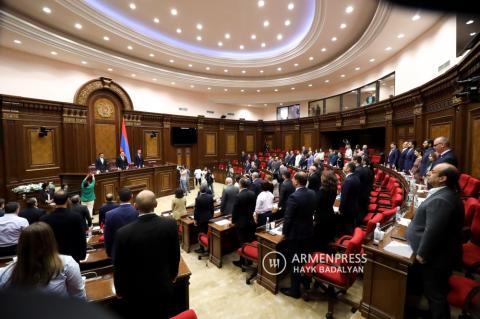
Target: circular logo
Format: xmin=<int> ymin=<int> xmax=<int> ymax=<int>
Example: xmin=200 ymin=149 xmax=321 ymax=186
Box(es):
xmin=261 ymin=250 xmax=287 ymax=276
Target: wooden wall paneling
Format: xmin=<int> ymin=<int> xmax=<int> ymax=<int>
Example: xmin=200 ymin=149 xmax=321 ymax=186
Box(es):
xmin=62 ymin=107 xmax=89 ymax=173
xmin=303 ymin=132 xmax=313 ymax=149
xmin=245 ymin=133 xmax=255 ymax=153
xmin=225 ymin=131 xmax=237 ymax=155
xmin=145 ymin=130 xmax=159 ymax=158
xmin=283 ymin=133 xmax=294 ymax=150
xmin=204 ymin=132 xmax=217 ymax=156
xmin=465 ymin=103 xmax=480 ymax=177
xmin=28 ymin=128 xmax=54 ymax=166
xmin=94 ymin=124 xmax=117 ymax=159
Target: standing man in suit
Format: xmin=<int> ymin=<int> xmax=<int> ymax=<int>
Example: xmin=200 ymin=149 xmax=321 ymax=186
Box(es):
xmin=250 ymin=172 xmax=263 ymax=197
xmin=104 ymin=188 xmax=138 ymax=257
xmin=404 ymin=141 xmax=416 ymax=173
xmin=420 ymin=139 xmax=434 ymax=177
xmin=307 ymin=165 xmax=320 ymax=191
xmin=19 ymin=197 xmax=46 ymax=224
xmin=193 ymin=184 xmax=214 ymax=253
xmin=353 ymin=156 xmax=372 ymax=224
xmin=113 ymin=190 xmax=179 ymax=319
xmin=98 ymin=193 xmax=118 ymax=227
xmin=231 ymin=178 xmax=257 ymax=267
xmin=277 ymin=171 xmax=295 ymax=220
xmin=70 ymin=195 xmax=92 ymax=232
xmin=398 ymin=142 xmax=408 ymax=172
xmin=40 ymin=191 xmax=86 ymax=263
xmin=281 ymin=172 xmax=316 ymax=298
xmin=339 ymin=162 xmax=361 ymax=235
xmin=133 ymin=149 xmax=144 ymax=168
xmin=407 ymin=163 xmax=464 ymax=319
xmin=116 ymin=151 xmax=129 ymax=170
xmin=387 ymin=142 xmax=400 ymax=169
xmin=432 ymin=136 xmax=458 ymax=168
xmin=95 ymin=153 xmax=108 ymax=173
xmin=220 ymin=177 xmax=238 ymax=215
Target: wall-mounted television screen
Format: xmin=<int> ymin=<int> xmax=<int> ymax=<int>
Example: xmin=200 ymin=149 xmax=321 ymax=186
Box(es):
xmin=171 ymin=127 xmax=197 ymax=145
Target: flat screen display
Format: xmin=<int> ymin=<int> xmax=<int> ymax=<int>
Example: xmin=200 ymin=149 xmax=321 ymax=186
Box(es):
xmin=171 ymin=127 xmax=197 ymax=145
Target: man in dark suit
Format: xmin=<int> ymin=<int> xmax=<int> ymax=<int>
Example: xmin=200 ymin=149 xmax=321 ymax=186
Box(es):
xmin=407 ymin=163 xmax=464 ymax=319
xmin=404 ymin=140 xmax=416 ymax=173
xmin=250 ymin=172 xmax=263 ymax=197
xmin=339 ymin=162 xmax=361 ymax=235
xmin=116 ymin=151 xmax=129 ymax=170
xmin=387 ymin=142 xmax=400 ymax=169
xmin=98 ymin=193 xmax=118 ymax=227
xmin=281 ymin=171 xmax=316 ymax=298
xmin=278 ymin=171 xmax=295 ymax=220
xmin=398 ymin=142 xmax=408 ymax=172
xmin=194 ymin=184 xmax=214 ymax=253
xmin=432 ymin=136 xmax=458 ymax=168
xmin=95 ymin=153 xmax=108 ymax=173
xmin=133 ymin=149 xmax=144 ymax=168
xmin=307 ymin=165 xmax=320 ymax=191
xmin=231 ymin=178 xmax=257 ymax=267
xmin=113 ymin=190 xmax=180 ymax=319
xmin=353 ymin=156 xmax=373 ymax=224
xmin=19 ymin=197 xmax=46 ymax=224
xmin=420 ymin=139 xmax=434 ymax=177
xmin=40 ymin=191 xmax=86 ymax=262
xmin=104 ymin=188 xmax=138 ymax=257
xmin=220 ymin=177 xmax=238 ymax=215
xmin=70 ymin=195 xmax=92 ymax=232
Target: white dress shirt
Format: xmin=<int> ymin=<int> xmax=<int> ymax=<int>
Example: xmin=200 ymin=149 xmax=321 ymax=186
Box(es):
xmin=0 ymin=214 xmax=28 ymax=247
xmin=255 ymin=191 xmax=274 ymax=214
xmin=295 ymin=154 xmax=302 ymax=167
xmin=345 ymin=148 xmax=353 ymax=159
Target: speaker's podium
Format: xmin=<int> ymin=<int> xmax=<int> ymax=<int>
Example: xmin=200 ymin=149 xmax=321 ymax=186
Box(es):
xmin=60 ymin=162 xmax=177 ymax=211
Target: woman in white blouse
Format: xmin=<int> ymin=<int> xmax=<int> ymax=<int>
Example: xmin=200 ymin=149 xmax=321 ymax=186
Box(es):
xmin=0 ymin=222 xmax=86 ymax=300
xmin=254 ymin=181 xmax=274 ymax=226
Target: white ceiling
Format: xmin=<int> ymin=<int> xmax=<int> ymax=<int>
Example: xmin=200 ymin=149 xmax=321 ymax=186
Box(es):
xmin=0 ymin=0 xmax=443 ymax=107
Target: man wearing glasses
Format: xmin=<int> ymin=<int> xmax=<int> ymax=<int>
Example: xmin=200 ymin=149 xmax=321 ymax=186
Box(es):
xmin=431 ymin=136 xmax=458 ymax=168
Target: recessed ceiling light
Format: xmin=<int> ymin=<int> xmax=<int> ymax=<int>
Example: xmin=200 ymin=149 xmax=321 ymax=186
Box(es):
xmin=264 ymin=104 xmax=268 ymax=106
xmin=291 ymin=87 xmax=295 ymax=90
xmin=241 ymin=89 xmax=245 ymax=92
xmin=294 ymin=63 xmax=299 ymax=67
xmin=355 ymin=67 xmax=360 ymax=71
xmin=153 ymin=78 xmax=157 ymax=81
xmin=412 ymin=14 xmax=420 ymax=21
xmin=149 ymin=53 xmax=155 ymax=57
xmin=241 ymin=70 xmax=246 ymax=74
xmin=385 ymin=46 xmax=392 ymax=51
xmin=260 ymin=70 xmax=264 ymax=73
xmin=188 ymin=64 xmax=193 ymax=67
xmin=340 ymin=23 xmax=347 ymax=29
xmin=81 ymin=61 xmax=87 ymax=64
xmin=224 ymin=88 xmax=228 ymax=92
xmin=251 ymin=34 xmax=256 ymax=40
xmin=466 ymin=20 xmax=474 ymax=25
xmin=13 ymin=39 xmax=21 ymax=44
xmin=280 ymin=103 xmax=284 ymax=106
xmin=129 ymin=3 xmax=136 ymax=10
xmin=170 ymin=8 xmax=178 ymax=16
xmin=207 ymin=87 xmax=211 ymax=90
xmin=369 ymin=58 xmax=375 ymax=62
xmin=42 ymin=7 xmax=51 ymax=14
xmin=256 ymin=89 xmax=261 ymax=92
xmin=345 ymin=6 xmax=354 ymax=14
xmin=103 ymin=36 xmax=110 ymax=41
xmin=340 ymin=74 xmax=345 ymax=78
xmin=284 ymin=20 xmax=291 ymax=26
xmin=261 ymin=42 xmax=266 ymax=47
xmin=190 ymin=85 xmax=195 ymax=88
xmin=74 ymin=23 xmax=82 ymax=29
xmin=224 ymin=69 xmax=228 ymax=73
xmin=205 ymin=66 xmax=210 ymax=70
xmin=127 ymin=45 xmax=133 ymax=50
xmin=288 ymin=2 xmax=294 ymax=10
xmin=397 ymin=33 xmax=405 ymax=38
xmin=169 ymin=59 xmax=174 ymax=63
xmin=324 ymin=79 xmax=330 ymax=83
xmin=321 ymin=47 xmax=326 ymax=52
xmin=277 ymin=67 xmax=282 ymax=71
xmin=176 ymin=28 xmax=182 ymax=34
xmin=247 ymin=104 xmax=252 ymax=107
xmin=274 ymin=89 xmax=279 ymax=92
xmin=331 ymin=37 xmax=337 ymax=42
xmin=107 ymin=68 xmax=113 ymax=71
xmin=171 ymin=82 xmax=175 ymax=85
xmin=239 ymin=45 xmax=245 ymax=49
xmin=196 ymin=23 xmax=203 ymax=30
xmin=153 ymin=17 xmax=159 ymax=23
xmin=258 ymin=0 xmax=265 ymax=7
xmin=196 ymin=35 xmax=202 ymax=41
xmin=50 ymin=51 xmax=58 ymax=55
xmin=308 ymin=84 xmax=313 ymax=87
xmin=471 ymin=32 xmax=477 ymax=36
xmin=309 ymin=56 xmax=314 ymax=61
xmin=277 ymin=34 xmax=283 ymax=40
xmin=263 ymin=20 xmax=270 ymax=27
xmin=225 ymin=33 xmax=231 ymax=39
xmin=131 ymin=73 xmax=136 ymax=77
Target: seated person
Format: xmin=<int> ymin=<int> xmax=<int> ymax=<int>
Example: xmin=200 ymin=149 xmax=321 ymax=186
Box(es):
xmin=0 ymin=222 xmax=86 ymax=299
xmin=19 ymin=197 xmax=46 ymax=224
xmin=0 ymin=202 xmax=29 ymax=257
xmin=95 ymin=153 xmax=108 ymax=173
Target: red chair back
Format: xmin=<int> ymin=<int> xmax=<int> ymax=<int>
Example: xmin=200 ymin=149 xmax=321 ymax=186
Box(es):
xmin=471 ymin=208 xmax=480 ymax=246
xmin=464 ymin=198 xmax=480 ymax=227
xmin=381 ymin=207 xmax=397 ymax=222
xmin=365 ymin=213 xmax=384 ymax=235
xmin=463 ymin=177 xmax=480 ymax=198
xmin=343 ymin=227 xmax=366 ymax=286
xmin=459 ymin=174 xmax=471 ymax=192
xmin=170 ymin=309 xmax=198 ymax=319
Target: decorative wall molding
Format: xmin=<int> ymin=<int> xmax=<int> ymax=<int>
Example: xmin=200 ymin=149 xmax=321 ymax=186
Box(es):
xmin=74 ymin=77 xmax=133 ymax=110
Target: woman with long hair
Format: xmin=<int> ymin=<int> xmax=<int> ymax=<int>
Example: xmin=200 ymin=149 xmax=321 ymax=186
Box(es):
xmin=171 ymin=188 xmax=187 ymax=221
xmin=314 ymin=170 xmax=339 ymax=251
xmin=0 ymin=222 xmax=86 ymax=299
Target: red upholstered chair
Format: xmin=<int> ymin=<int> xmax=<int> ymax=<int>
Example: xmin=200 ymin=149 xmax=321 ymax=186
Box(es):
xmin=371 ymin=155 xmax=381 ymax=164
xmin=463 ymin=208 xmax=480 ymax=277
xmin=170 ymin=309 xmax=198 ymax=319
xmin=463 ymin=177 xmax=480 ymax=198
xmin=258 ymin=152 xmax=263 ymax=156
xmin=236 ymin=241 xmax=259 ymax=284
xmin=464 ymin=198 xmax=480 ymax=228
xmin=197 ymin=231 xmax=210 ymax=261
xmin=447 ymin=275 xmax=480 ymax=318
xmin=232 ymin=159 xmax=238 ymax=165
xmin=304 ymin=228 xmax=366 ymax=319
xmin=218 ymin=163 xmax=225 ymax=170
xmin=459 ymin=174 xmax=471 ymax=192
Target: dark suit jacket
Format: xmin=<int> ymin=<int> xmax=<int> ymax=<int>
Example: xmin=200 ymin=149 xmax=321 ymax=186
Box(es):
xmin=329 ymin=154 xmax=338 ymax=166
xmin=387 ymin=148 xmax=400 ymax=168
xmin=282 ymin=187 xmax=316 ymax=241
xmin=104 ymin=204 xmax=139 ymax=257
xmin=134 ymin=154 xmax=144 ymax=168
xmin=194 ymin=193 xmax=214 ymax=223
xmin=279 ymin=179 xmax=295 ymax=212
xmin=71 ymin=203 xmax=92 ymax=230
xmin=432 ymin=150 xmax=458 ymax=168
xmin=307 ymin=171 xmax=321 ymax=191
xmin=232 ymin=189 xmax=257 ymax=229
xmin=40 ymin=208 xmax=86 ymax=262
xmin=339 ymin=174 xmax=361 ymax=221
xmin=99 ymin=202 xmax=119 ymax=226
xmin=420 ymin=147 xmax=434 ymax=176
xmin=407 ymin=187 xmax=464 ymax=269
xmin=398 ymin=149 xmax=408 ymax=171
xmin=113 ymin=214 xmax=180 ymax=316
xmin=250 ymin=178 xmax=264 ymax=197
xmin=404 ymin=148 xmax=415 ymax=172
xmin=95 ymin=157 xmax=108 ymax=172
xmin=220 ymin=185 xmax=239 ymax=215
xmin=116 ymin=156 xmax=129 ymax=170
xmin=19 ymin=207 xmax=46 ymax=224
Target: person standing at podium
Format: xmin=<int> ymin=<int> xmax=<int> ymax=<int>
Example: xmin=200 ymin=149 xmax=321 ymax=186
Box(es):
xmin=116 ymin=151 xmax=129 ymax=170
xmin=134 ymin=149 xmax=144 ymax=168
xmin=95 ymin=153 xmax=108 ymax=173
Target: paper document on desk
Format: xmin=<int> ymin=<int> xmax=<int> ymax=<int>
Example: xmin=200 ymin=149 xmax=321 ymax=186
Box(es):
xmin=384 ymin=241 xmax=413 ymax=258
xmin=270 ymin=226 xmax=283 ymax=236
xmin=398 ymin=218 xmax=411 ymax=227
xmin=214 ymin=219 xmax=231 ymax=226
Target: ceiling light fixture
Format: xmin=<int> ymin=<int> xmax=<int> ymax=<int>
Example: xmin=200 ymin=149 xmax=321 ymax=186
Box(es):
xmin=188 ymin=64 xmax=193 ymax=67
xmin=196 ymin=23 xmax=203 ymax=30
xmin=291 ymin=87 xmax=295 ymax=90
xmin=260 ymin=70 xmax=264 ymax=73
xmin=171 ymin=82 xmax=175 ymax=85
xmin=239 ymin=45 xmax=245 ymax=49
xmin=258 ymin=0 xmax=265 ymax=7
xmin=263 ymin=20 xmax=270 ymax=27
xmin=217 ymin=41 xmax=223 ymax=46
xmin=277 ymin=67 xmax=282 ymax=71
xmin=224 ymin=88 xmax=228 ymax=92
xmin=149 ymin=53 xmax=155 ymax=57
xmin=207 ymin=87 xmax=211 ymax=90
xmin=385 ymin=46 xmax=392 ymax=51
xmin=412 ymin=14 xmax=421 ymax=21
xmin=345 ymin=6 xmax=354 ymax=14
xmin=274 ymin=89 xmax=278 ymax=92
xmin=169 ymin=59 xmax=174 ymax=63
xmin=321 ymin=47 xmax=326 ymax=52
xmin=466 ymin=20 xmax=474 ymax=25
xmin=196 ymin=35 xmax=202 ymax=41
xmin=107 ymin=68 xmax=113 ymax=71
xmin=50 ymin=51 xmax=58 ymax=55
xmin=170 ymin=8 xmax=178 ymax=16
xmin=131 ymin=73 xmax=136 ymax=77
xmin=241 ymin=89 xmax=245 ymax=92
xmin=190 ymin=85 xmax=195 ymax=88
xmin=103 ymin=36 xmax=110 ymax=41
xmin=153 ymin=78 xmax=157 ymax=81
xmin=369 ymin=58 xmax=375 ymax=62
xmin=13 ymin=39 xmax=21 ymax=44
xmin=331 ymin=37 xmax=337 ymax=42
xmin=261 ymin=42 xmax=266 ymax=47
xmin=205 ymin=66 xmax=210 ymax=70
xmin=74 ymin=23 xmax=82 ymax=29
xmin=176 ymin=28 xmax=182 ymax=34
xmin=127 ymin=45 xmax=133 ymax=50
xmin=355 ymin=67 xmax=360 ymax=71
xmin=129 ymin=3 xmax=136 ymax=10
xmin=225 ymin=33 xmax=231 ymax=39
xmin=397 ymin=33 xmax=405 ymax=38
xmin=264 ymin=104 xmax=267 ymax=106
xmin=241 ymin=70 xmax=246 ymax=74
xmin=294 ymin=63 xmax=299 ymax=67
xmin=324 ymin=79 xmax=330 ymax=83
xmin=81 ymin=61 xmax=87 ymax=64
xmin=277 ymin=34 xmax=283 ymax=40
xmin=308 ymin=84 xmax=313 ymax=87
xmin=340 ymin=74 xmax=345 ymax=78
xmin=340 ymin=23 xmax=347 ymax=29
xmin=309 ymin=56 xmax=314 ymax=61
xmin=288 ymin=3 xmax=294 ymax=10
xmin=224 ymin=69 xmax=228 ymax=73
xmin=153 ymin=17 xmax=159 ymax=23
xmin=251 ymin=34 xmax=256 ymax=40
xmin=42 ymin=7 xmax=51 ymax=14
xmin=285 ymin=20 xmax=291 ymax=26
xmin=471 ymin=32 xmax=477 ymax=36
xmin=256 ymin=89 xmax=261 ymax=92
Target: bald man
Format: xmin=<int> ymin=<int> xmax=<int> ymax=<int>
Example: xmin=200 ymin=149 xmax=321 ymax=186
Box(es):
xmin=431 ymin=136 xmax=458 ymax=168
xmin=113 ymin=190 xmax=180 ymax=319
xmin=407 ymin=163 xmax=464 ymax=319
xmin=220 ymin=177 xmax=238 ymax=215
